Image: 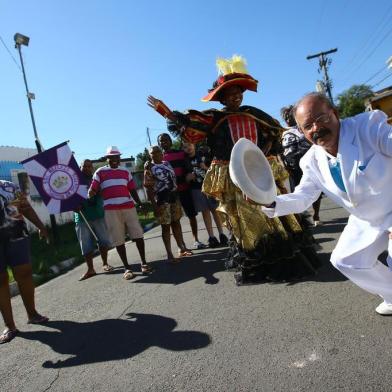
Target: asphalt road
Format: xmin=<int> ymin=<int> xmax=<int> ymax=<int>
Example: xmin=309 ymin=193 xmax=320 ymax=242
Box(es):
xmin=1 ymin=197 xmax=392 ymax=392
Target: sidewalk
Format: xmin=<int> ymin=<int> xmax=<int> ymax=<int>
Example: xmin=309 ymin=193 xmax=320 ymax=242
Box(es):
xmin=2 ymin=200 xmax=392 ymax=392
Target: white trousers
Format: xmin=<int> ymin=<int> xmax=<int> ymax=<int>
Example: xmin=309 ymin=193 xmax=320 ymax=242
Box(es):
xmin=331 ymin=229 xmax=392 ymax=303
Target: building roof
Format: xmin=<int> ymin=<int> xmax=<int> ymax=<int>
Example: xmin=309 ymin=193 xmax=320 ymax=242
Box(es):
xmin=369 ymin=85 xmax=392 ymax=103
xmin=0 ymin=146 xmax=37 ymax=162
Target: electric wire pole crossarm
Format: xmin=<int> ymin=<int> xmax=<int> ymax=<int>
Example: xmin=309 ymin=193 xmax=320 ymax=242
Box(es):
xmin=307 ymin=48 xmax=338 ymax=104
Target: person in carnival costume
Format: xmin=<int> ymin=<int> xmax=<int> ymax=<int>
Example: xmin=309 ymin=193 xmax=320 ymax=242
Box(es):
xmin=148 ymin=55 xmax=320 ymax=284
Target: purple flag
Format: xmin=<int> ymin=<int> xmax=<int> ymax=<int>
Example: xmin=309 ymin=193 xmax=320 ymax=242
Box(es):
xmin=21 ymin=142 xmax=88 ymax=214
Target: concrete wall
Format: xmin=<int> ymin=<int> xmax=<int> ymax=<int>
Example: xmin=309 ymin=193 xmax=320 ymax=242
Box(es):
xmin=26 ymin=198 xmax=74 ymax=232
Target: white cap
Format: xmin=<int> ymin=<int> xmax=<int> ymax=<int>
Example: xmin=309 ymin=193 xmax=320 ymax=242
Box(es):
xmin=105 ymin=146 xmax=122 ymax=156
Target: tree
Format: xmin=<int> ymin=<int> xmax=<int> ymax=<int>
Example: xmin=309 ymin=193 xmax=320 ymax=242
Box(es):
xmin=335 ymin=84 xmax=373 ymax=118
xmin=135 ymin=148 xmax=150 ymax=170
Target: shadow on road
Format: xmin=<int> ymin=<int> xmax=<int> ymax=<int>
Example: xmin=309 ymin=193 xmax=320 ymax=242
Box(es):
xmin=128 ymin=248 xmax=228 ymax=286
xmin=312 ymin=217 xmax=347 ymax=235
xmin=19 ymin=313 xmax=211 ymax=368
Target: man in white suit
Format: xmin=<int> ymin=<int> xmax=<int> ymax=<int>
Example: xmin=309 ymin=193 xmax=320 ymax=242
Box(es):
xmin=263 ymin=92 xmax=392 ymax=315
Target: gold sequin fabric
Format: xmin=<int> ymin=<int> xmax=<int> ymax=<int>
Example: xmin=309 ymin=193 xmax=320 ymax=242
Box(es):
xmin=202 ymin=159 xmax=302 ymax=251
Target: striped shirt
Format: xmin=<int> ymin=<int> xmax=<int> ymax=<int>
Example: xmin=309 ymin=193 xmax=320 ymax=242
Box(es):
xmin=90 ymin=166 xmax=136 ymax=210
xmin=162 ymin=149 xmax=191 ymax=192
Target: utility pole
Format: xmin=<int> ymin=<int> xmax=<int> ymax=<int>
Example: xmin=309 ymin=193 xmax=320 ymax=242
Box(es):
xmin=14 ymin=32 xmax=59 ymax=242
xmin=146 ymin=127 xmax=152 ymax=146
xmin=307 ymin=48 xmax=338 ymax=104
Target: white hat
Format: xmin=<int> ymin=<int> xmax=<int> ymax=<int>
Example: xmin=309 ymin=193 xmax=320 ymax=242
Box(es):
xmin=105 ymin=146 xmax=122 ymax=156
xmin=229 ymin=138 xmax=276 ymax=205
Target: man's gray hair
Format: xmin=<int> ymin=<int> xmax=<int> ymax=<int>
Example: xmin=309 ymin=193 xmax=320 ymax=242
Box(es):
xmin=292 ymin=92 xmax=335 ymax=119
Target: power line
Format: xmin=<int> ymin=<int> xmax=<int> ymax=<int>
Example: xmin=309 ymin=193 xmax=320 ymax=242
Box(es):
xmin=0 ymin=34 xmax=22 ymax=72
xmin=336 ymin=5 xmax=392 ymax=80
xmin=372 ymin=72 xmax=392 ymax=88
xmin=350 ymin=25 xmax=392 ymax=76
xmin=363 ymin=64 xmax=388 ymax=85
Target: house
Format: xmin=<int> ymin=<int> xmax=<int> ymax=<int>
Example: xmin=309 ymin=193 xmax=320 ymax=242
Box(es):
xmin=366 ymin=85 xmax=392 ymax=124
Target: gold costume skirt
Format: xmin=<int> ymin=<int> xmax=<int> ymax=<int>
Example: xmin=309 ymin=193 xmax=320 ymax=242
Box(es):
xmin=202 ymin=158 xmax=303 ymax=252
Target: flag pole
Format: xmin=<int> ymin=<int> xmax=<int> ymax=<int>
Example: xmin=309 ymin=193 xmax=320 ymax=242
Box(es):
xmin=79 ymin=211 xmax=99 ymax=241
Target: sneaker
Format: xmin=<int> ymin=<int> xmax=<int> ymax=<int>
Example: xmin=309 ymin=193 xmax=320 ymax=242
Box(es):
xmin=208 ymin=236 xmax=220 ymax=248
xmin=375 ymin=301 xmax=392 ymax=315
xmin=192 ymin=241 xmax=206 ymax=250
xmin=219 ymin=233 xmax=229 ymax=246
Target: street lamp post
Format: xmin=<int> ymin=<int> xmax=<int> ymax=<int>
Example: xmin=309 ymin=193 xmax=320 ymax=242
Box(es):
xmin=14 ymin=33 xmax=43 ymax=153
xmin=14 ymin=32 xmax=58 ymax=241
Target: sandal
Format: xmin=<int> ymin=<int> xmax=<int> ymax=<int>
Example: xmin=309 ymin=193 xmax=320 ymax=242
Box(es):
xmin=28 ymin=314 xmax=49 ymax=324
xmin=178 ymin=250 xmax=193 ymax=257
xmin=102 ymin=265 xmax=114 ymax=272
xmin=78 ymin=270 xmax=97 ymax=281
xmin=141 ymin=264 xmax=153 ymax=275
xmin=0 ymin=328 xmax=19 ymax=344
xmin=123 ymin=269 xmax=135 ymax=280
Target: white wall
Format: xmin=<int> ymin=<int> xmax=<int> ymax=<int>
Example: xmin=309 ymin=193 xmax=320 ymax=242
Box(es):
xmin=26 ymin=198 xmax=74 ymax=232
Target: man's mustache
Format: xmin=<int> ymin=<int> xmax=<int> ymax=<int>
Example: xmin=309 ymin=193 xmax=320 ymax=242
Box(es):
xmin=312 ymin=128 xmax=330 ymax=143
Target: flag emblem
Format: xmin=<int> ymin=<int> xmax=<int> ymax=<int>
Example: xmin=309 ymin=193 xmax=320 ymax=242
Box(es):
xmin=21 ymin=142 xmax=88 ymax=214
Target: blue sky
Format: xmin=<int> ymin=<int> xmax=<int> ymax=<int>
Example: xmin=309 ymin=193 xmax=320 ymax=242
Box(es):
xmin=1 ymin=0 xmax=391 ymax=162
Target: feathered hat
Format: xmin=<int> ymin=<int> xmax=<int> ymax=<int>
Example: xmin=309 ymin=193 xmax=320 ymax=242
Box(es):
xmin=201 ymin=55 xmax=258 ymax=102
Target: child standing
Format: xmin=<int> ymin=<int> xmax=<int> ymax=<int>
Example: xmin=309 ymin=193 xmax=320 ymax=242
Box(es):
xmin=144 ymin=146 xmax=192 ymax=263
xmin=182 ymin=142 xmax=228 ymax=248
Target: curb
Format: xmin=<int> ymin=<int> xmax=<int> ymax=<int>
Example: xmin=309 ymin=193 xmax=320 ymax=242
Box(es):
xmin=143 ymin=221 xmax=158 ymax=232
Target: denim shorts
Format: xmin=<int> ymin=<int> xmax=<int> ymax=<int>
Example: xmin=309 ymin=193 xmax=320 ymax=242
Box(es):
xmin=75 ymin=218 xmax=112 ymax=256
xmin=191 ymin=189 xmax=218 ymax=212
xmin=0 ymin=236 xmax=31 ymax=273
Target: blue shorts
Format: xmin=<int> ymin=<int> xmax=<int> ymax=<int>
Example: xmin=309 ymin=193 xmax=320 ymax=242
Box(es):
xmin=0 ymin=236 xmax=31 ymax=273
xmin=75 ymin=218 xmax=112 ymax=256
xmin=191 ymin=189 xmax=218 ymax=212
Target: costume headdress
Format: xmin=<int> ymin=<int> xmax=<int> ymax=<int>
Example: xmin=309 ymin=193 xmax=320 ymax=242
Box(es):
xmin=201 ymin=55 xmax=258 ymax=102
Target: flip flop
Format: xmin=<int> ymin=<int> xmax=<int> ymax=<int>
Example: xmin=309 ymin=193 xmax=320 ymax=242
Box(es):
xmin=102 ymin=265 xmax=114 ymax=272
xmin=27 ymin=315 xmax=49 ymax=325
xmin=78 ymin=271 xmax=97 ymax=281
xmin=141 ymin=264 xmax=154 ymax=275
xmin=178 ymin=250 xmax=193 ymax=257
xmin=0 ymin=328 xmax=19 ymax=344
xmin=123 ymin=270 xmax=135 ymax=280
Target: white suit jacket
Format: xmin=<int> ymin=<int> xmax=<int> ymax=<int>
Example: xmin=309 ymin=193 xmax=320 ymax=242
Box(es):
xmin=263 ymin=110 xmax=392 ymax=263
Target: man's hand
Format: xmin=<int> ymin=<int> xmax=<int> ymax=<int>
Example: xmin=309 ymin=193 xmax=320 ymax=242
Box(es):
xmin=136 ymin=202 xmax=146 ymax=214
xmin=88 ymin=189 xmax=96 ymax=198
xmin=243 ymin=193 xmax=276 ymax=208
xmin=186 ymin=173 xmax=196 ymax=183
xmin=152 ymin=204 xmax=162 ymax=218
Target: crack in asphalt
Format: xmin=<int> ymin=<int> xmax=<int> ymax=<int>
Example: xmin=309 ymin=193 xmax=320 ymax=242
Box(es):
xmin=42 ymin=369 xmax=60 ymax=392
xmin=117 ymin=283 xmax=164 ymax=319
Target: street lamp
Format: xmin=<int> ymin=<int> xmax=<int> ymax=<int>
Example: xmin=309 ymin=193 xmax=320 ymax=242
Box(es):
xmin=14 ymin=33 xmax=58 ymax=241
xmin=14 ymin=32 xmax=43 ymax=153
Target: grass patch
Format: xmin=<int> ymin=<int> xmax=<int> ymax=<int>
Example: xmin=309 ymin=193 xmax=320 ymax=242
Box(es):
xmin=138 ymin=211 xmax=155 ymax=228
xmin=8 ymin=209 xmax=155 ymax=284
xmin=8 ymin=222 xmax=82 ymax=283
